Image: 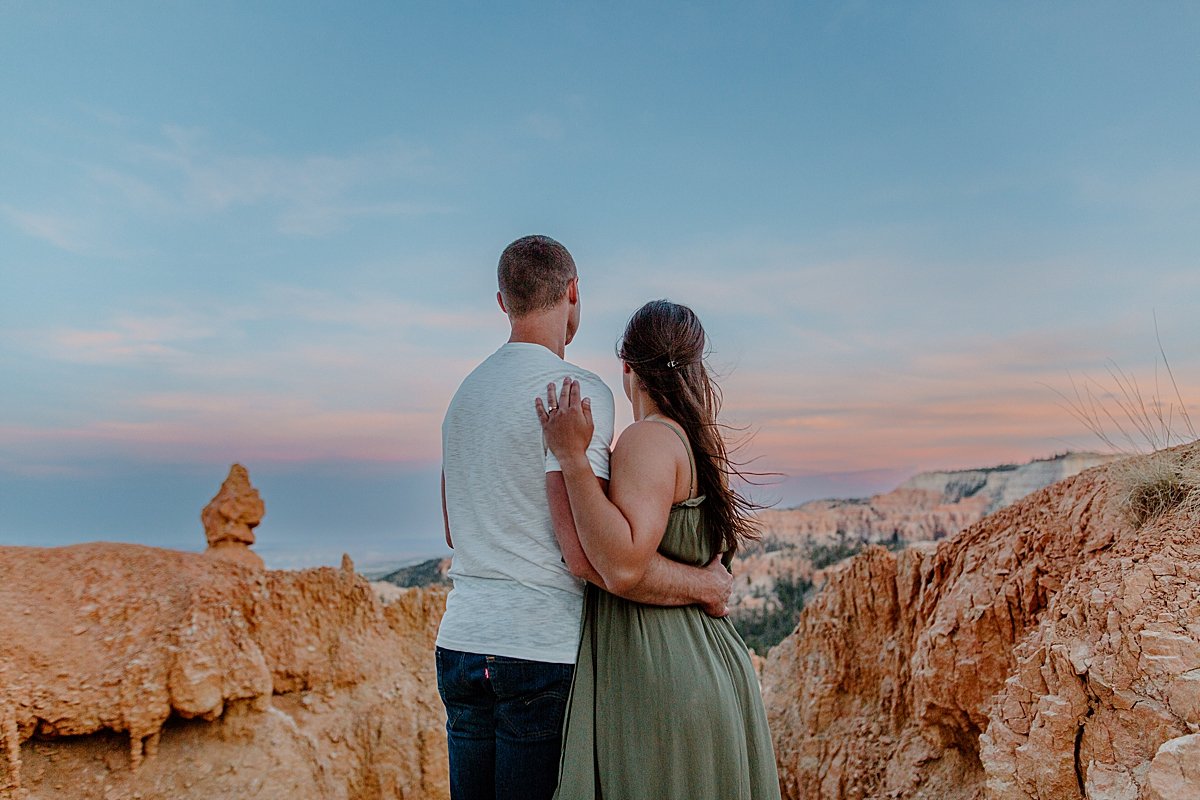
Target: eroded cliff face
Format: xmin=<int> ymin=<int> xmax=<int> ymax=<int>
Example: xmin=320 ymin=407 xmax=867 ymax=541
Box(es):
xmin=730 ymin=454 xmax=1115 ymax=653
xmin=753 ymin=453 xmax=1115 ymax=561
xmin=0 ymin=543 xmax=448 ymax=800
xmin=761 ymin=444 xmax=1200 ymax=800
xmin=897 ymin=453 xmax=1117 ymax=514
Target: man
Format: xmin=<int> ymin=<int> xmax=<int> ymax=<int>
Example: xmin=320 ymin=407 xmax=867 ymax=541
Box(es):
xmin=436 ymin=235 xmax=734 ymax=800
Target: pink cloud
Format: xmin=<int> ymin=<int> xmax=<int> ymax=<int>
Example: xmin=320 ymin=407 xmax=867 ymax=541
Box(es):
xmin=7 ymin=286 xmax=1197 ymax=484
xmin=1 ymin=408 xmax=444 ymax=467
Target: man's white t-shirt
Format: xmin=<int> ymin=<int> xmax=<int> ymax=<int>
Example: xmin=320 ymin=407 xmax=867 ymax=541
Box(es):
xmin=436 ymin=342 xmax=615 ymax=664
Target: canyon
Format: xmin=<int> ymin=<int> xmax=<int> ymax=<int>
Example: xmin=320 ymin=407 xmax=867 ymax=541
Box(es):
xmin=3 ymin=447 xmax=1198 ymax=799
xmin=378 ymin=453 xmax=1116 ymax=654
xmin=730 ymin=453 xmax=1115 ymax=652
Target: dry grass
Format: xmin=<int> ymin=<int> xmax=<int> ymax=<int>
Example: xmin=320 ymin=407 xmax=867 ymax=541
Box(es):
xmin=1048 ymin=318 xmax=1196 ymax=456
xmin=1051 ymin=321 xmax=1200 ymax=527
xmin=1111 ymin=450 xmax=1200 ymax=527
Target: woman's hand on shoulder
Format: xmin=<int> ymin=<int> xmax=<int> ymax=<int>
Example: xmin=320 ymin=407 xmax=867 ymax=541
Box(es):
xmin=535 ymin=377 xmax=594 ymax=460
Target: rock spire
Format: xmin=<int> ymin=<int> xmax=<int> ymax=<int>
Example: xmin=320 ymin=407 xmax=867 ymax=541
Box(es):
xmin=201 ymin=463 xmax=265 ymax=569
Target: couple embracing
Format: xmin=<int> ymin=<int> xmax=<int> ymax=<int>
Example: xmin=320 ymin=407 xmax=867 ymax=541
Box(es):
xmin=435 ymin=235 xmax=781 ymax=800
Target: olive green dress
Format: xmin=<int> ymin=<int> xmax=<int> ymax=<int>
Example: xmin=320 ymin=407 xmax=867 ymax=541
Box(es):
xmin=553 ymin=425 xmax=782 ymax=800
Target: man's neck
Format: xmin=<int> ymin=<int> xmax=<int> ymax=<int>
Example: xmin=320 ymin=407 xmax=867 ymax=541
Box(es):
xmin=508 ymin=314 xmax=568 ymax=359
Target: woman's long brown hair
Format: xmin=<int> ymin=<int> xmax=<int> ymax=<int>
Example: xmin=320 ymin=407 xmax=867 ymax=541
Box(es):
xmin=618 ymin=299 xmax=761 ymax=558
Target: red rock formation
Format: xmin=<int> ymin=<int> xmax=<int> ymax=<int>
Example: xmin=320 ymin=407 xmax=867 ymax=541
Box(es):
xmin=0 ymin=544 xmax=448 ymax=800
xmin=753 ymin=454 xmax=1114 ymax=559
xmin=754 ymin=489 xmax=990 ymax=551
xmin=731 ymin=455 xmax=1114 ymax=625
xmin=761 ymin=444 xmax=1200 ymax=799
xmin=8 ymin=451 xmax=1195 ymax=800
xmin=201 ymin=463 xmax=266 ymax=570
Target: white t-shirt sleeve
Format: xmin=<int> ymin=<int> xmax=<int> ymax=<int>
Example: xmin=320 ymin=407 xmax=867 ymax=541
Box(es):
xmin=544 ymin=371 xmax=615 ymax=480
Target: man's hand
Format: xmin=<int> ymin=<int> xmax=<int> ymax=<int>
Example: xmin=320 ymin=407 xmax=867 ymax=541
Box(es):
xmin=699 ymin=554 xmax=733 ymax=618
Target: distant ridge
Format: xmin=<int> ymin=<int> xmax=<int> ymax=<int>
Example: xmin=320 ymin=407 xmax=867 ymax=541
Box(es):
xmin=896 ymin=451 xmax=1118 ymax=511
xmin=378 ymin=556 xmax=451 ymax=588
xmin=733 ymin=451 xmax=1119 ymax=652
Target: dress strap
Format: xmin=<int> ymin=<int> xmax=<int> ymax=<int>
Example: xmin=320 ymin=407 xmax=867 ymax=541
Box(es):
xmin=644 ymin=417 xmax=696 ymax=500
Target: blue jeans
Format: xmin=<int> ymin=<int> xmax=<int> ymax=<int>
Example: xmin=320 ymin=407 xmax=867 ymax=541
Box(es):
xmin=436 ymin=646 xmax=574 ymax=800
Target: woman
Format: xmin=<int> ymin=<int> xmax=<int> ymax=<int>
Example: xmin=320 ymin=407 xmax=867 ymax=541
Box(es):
xmin=536 ymin=300 xmax=781 ymax=800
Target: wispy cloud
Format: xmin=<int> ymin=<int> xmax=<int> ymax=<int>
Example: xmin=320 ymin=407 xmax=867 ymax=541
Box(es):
xmin=582 ymin=357 xmax=1173 ymax=478
xmin=721 ymin=322 xmax=1200 ymax=475
xmin=1 ymin=406 xmax=443 ymax=466
xmin=21 ymin=285 xmax=498 ymax=366
xmin=34 ymin=314 xmax=218 ymax=365
xmin=264 ymin=285 xmax=499 ymax=335
xmin=113 ymin=124 xmax=448 ymax=235
xmin=10 ymin=116 xmax=451 ymax=250
xmin=0 ymin=204 xmax=95 ymax=254
xmin=2 ymin=286 xmax=502 ymax=468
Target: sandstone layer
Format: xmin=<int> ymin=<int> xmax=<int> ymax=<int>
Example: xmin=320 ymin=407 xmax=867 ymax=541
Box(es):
xmin=761 ymin=444 xmax=1200 ymax=800
xmin=0 ymin=543 xmax=448 ymax=800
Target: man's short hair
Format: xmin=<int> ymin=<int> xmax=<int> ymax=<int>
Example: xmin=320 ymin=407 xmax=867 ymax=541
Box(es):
xmin=497 ymin=235 xmax=577 ymax=317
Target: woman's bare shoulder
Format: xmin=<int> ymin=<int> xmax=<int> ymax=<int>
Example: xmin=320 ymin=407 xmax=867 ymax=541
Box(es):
xmin=612 ymin=419 xmax=687 ymax=475
xmin=614 ymin=418 xmax=680 ymax=447
xmin=609 ymin=422 xmax=681 ymax=506
xmin=612 ymin=420 xmax=675 ymax=459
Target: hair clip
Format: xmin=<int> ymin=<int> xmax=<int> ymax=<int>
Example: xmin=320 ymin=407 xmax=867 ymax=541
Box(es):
xmin=667 ymin=360 xmax=679 ymax=369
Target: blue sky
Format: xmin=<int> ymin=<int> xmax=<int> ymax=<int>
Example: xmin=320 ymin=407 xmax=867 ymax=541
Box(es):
xmin=2 ymin=2 xmax=1198 ymax=569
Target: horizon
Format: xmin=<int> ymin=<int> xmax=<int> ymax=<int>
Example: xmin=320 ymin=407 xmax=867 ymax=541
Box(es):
xmin=0 ymin=447 xmax=1127 ymax=572
xmin=3 ymin=3 xmax=1198 ymax=568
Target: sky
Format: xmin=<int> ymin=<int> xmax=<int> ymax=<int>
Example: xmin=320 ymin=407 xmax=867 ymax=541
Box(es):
xmin=2 ymin=2 xmax=1198 ymax=570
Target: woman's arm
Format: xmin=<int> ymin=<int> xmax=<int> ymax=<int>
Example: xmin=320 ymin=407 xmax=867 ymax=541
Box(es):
xmin=555 ymin=424 xmax=673 ymax=593
xmin=546 ymin=471 xmax=732 ymax=615
xmin=539 ymin=379 xmax=717 ymax=598
xmin=546 ymin=470 xmax=608 ymax=585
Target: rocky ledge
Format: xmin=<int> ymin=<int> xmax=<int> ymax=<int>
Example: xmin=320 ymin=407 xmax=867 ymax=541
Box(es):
xmin=761 ymin=443 xmax=1200 ymax=800
xmin=0 ymin=468 xmax=448 ymax=800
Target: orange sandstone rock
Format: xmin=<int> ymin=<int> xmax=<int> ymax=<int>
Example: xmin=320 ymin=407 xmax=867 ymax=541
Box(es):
xmin=201 ymin=463 xmax=265 ymax=570
xmin=762 ymin=443 xmax=1200 ymax=800
xmin=0 ymin=542 xmax=449 ymax=799
xmin=1149 ymin=734 xmax=1200 ymax=799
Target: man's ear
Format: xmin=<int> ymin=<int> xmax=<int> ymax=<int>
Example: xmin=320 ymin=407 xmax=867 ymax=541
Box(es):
xmin=496 ymin=291 xmax=507 ymax=314
xmin=567 ymin=277 xmax=579 ymax=305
